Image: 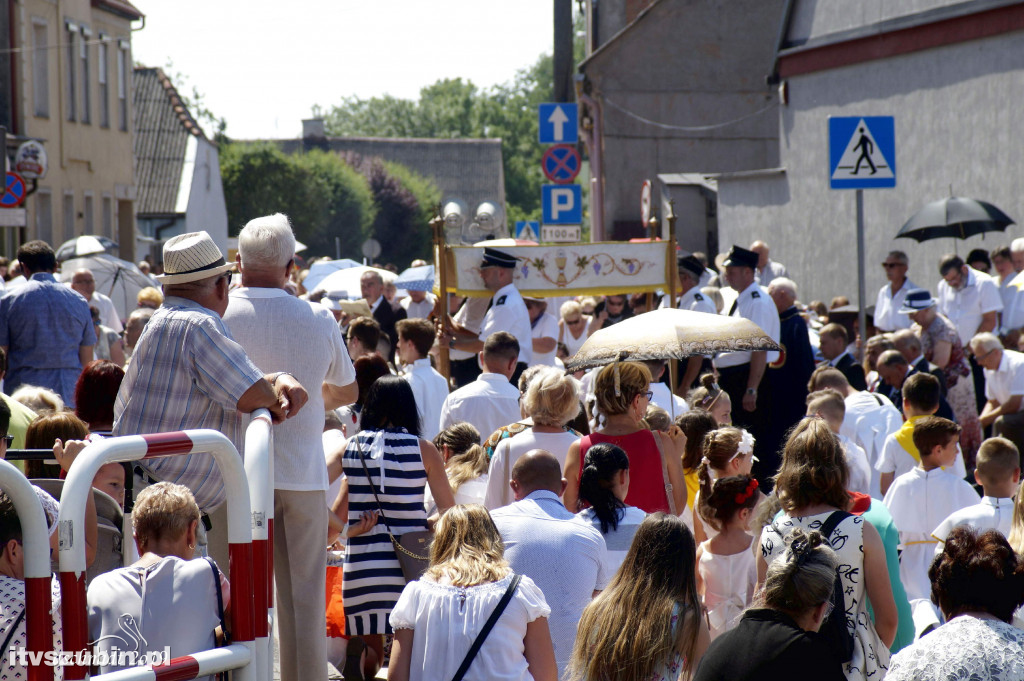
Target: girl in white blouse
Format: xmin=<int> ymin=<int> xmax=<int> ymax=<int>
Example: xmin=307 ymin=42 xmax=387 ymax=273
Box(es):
xmin=388 ymin=505 xmax=557 ymax=681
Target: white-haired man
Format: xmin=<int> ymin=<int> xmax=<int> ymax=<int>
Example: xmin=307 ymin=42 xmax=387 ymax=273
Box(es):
xmin=750 ymin=240 xmax=788 ymax=287
xmin=971 ymin=332 xmax=1024 ymax=452
xmin=1011 ymin=238 xmax=1024 ymax=273
xmin=766 ymin=277 xmax=815 ymax=451
xmin=113 ymin=231 xmax=308 ymax=553
xmin=223 ymin=214 xmax=356 ymax=681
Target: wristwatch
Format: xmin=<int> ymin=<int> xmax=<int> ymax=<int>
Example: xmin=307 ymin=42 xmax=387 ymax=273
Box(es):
xmin=745 ymin=388 xmax=758 ymax=396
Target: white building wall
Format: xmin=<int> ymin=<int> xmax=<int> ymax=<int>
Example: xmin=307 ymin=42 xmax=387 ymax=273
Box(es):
xmin=717 ymin=29 xmax=1024 ymax=304
xmin=184 ymin=139 xmax=228 ymax=254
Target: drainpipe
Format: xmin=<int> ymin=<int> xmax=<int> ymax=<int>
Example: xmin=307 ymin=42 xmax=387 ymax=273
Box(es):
xmin=578 ymin=91 xmax=604 ymax=242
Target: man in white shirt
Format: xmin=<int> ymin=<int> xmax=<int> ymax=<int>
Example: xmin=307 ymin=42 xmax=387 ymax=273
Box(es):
xmin=714 ymin=246 xmax=780 ymax=480
xmin=937 ymin=254 xmax=1002 ymax=346
xmin=750 ymin=240 xmax=788 ymax=288
xmin=873 ymin=250 xmax=915 ymax=332
xmin=438 ymin=332 xmax=522 ymax=442
xmin=659 ymin=255 xmax=716 ymax=393
xmin=70 ymin=268 xmax=123 ymax=332
xmin=490 ymin=450 xmax=610 ymax=679
xmin=970 ymin=332 xmax=1024 ymax=453
xmin=396 ymin=318 xmax=448 ymax=440
xmin=991 ymin=246 xmax=1020 ymax=329
xmin=641 ymin=359 xmax=688 ymax=420
xmin=525 ymin=297 xmax=559 ymax=367
xmin=399 ymin=289 xmax=436 ymax=320
xmin=443 ymin=247 xmax=532 ymax=383
xmin=808 ymin=366 xmax=902 ymax=498
xmin=222 ymin=214 xmax=357 ymax=681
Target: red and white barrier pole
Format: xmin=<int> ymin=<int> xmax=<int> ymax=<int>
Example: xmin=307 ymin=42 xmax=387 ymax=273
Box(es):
xmin=0 ymin=459 xmax=54 ymax=681
xmin=243 ymin=409 xmax=274 ymax=681
xmin=57 ymin=431 xmax=257 ymax=681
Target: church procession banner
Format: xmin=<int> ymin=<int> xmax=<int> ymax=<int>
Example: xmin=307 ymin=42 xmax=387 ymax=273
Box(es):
xmin=444 ymin=241 xmax=673 ymax=298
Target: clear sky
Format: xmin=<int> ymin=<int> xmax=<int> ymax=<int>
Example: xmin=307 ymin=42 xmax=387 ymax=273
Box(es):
xmin=132 ymin=0 xmax=556 ymax=140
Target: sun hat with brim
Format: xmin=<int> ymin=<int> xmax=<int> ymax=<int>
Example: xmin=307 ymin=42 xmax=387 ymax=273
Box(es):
xmin=899 ymin=288 xmax=938 ymax=313
xmin=156 ymin=231 xmax=235 ymax=285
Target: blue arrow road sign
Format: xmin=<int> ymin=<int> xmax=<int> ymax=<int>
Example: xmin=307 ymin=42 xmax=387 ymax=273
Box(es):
xmin=542 ymin=185 xmax=582 ymax=225
xmin=538 ymin=103 xmax=578 ymax=144
xmin=829 ymin=116 xmax=896 ymax=189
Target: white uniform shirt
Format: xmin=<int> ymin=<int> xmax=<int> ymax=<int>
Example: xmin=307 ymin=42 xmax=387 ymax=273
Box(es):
xmin=438 ymin=372 xmax=522 ymax=442
xmin=530 ymin=312 xmax=559 ymax=367
xmin=838 ymin=433 xmax=872 ymax=496
xmin=715 ymin=281 xmax=780 ymax=368
xmin=984 ymin=348 xmax=1024 ymax=411
xmin=650 ymin=382 xmax=688 ymax=421
xmin=400 ymin=292 xmax=436 ymax=320
xmin=841 ymin=391 xmax=902 ymax=498
xmin=658 ymin=286 xmax=718 ymax=315
xmin=936 ymin=267 xmax=1003 ymax=345
xmin=998 ymin=275 xmax=1024 ymax=333
xmin=224 ymin=287 xmax=355 ymax=491
xmin=401 ymin=358 xmax=449 ymax=441
xmin=479 ymin=282 xmax=532 ymax=365
xmin=755 ymin=260 xmax=788 ymax=288
xmin=883 ymin=467 xmax=980 ymax=601
xmin=873 ymin=278 xmax=916 ymax=332
xmin=932 ymin=496 xmax=1015 ymax=553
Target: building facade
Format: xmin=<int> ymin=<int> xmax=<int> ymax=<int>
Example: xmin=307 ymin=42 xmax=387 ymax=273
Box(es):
xmin=4 ymin=0 xmax=141 ymax=259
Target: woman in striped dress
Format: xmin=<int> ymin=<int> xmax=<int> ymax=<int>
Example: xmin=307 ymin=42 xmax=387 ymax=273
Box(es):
xmin=340 ymin=376 xmax=456 ymax=662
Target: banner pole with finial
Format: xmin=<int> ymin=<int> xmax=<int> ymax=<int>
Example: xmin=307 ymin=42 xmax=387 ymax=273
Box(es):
xmin=430 ymin=204 xmax=451 ymax=381
xmin=666 ymin=199 xmax=679 ymax=393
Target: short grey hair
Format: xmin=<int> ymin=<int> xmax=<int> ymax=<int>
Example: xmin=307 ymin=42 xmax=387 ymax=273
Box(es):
xmin=892 ymin=329 xmax=921 ymax=354
xmin=768 ymin=277 xmax=797 ymax=298
xmin=878 ymin=349 xmax=908 ymax=368
xmin=1011 ymin=238 xmax=1024 ymax=254
xmin=239 ymin=213 xmax=296 ymax=269
xmin=970 ymin=332 xmax=1003 ymax=355
xmin=887 ymin=250 xmax=909 ymax=264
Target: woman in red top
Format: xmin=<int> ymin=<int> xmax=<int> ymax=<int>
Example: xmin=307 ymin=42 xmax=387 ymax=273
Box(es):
xmin=563 ymin=362 xmax=686 ymax=514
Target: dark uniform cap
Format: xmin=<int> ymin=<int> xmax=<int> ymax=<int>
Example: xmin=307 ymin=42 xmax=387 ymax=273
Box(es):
xmin=677 ymin=255 xmax=705 ymax=279
xmin=481 ymin=247 xmax=517 ymax=269
xmin=722 ymin=245 xmax=758 ymax=270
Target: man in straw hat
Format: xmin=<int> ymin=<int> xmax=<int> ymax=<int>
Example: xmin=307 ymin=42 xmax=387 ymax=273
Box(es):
xmin=113 ymin=231 xmax=308 ymax=552
xmin=441 ymin=246 xmax=532 ymax=383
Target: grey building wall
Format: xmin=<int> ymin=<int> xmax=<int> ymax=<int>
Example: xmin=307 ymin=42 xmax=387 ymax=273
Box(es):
xmin=788 ymin=0 xmax=967 ymax=43
xmin=580 ymin=0 xmax=784 ymax=239
xmin=717 ymin=27 xmax=1024 ymax=305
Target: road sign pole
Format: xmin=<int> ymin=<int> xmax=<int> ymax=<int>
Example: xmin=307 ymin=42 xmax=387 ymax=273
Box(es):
xmin=856 ymin=189 xmax=867 ymax=363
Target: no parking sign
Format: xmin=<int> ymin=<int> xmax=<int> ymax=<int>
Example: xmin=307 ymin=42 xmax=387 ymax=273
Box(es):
xmin=1 ymin=172 xmax=26 ymax=208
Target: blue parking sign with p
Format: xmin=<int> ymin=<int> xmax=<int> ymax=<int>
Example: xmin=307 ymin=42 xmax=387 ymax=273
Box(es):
xmin=542 ymin=185 xmax=582 ymax=225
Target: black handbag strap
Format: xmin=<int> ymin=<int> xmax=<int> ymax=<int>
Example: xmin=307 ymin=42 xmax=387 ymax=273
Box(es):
xmin=354 ymin=435 xmax=430 ymax=561
xmin=0 ymin=609 xmax=25 ymax=659
xmin=819 ymin=510 xmax=851 ymax=540
xmin=206 ymin=557 xmax=227 ymax=639
xmin=451 ymin=574 xmax=522 ymax=681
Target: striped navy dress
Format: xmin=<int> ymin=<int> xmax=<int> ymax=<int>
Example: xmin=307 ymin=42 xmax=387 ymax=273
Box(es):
xmin=342 ymin=428 xmax=428 ymax=635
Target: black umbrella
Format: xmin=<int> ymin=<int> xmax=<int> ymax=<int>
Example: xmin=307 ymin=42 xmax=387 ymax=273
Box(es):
xmin=896 ymin=197 xmax=1015 ymax=242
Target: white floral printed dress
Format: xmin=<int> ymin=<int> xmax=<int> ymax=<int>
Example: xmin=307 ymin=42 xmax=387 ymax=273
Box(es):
xmin=886 ymin=615 xmax=1024 ymax=680
xmin=760 ymin=511 xmax=890 ymax=681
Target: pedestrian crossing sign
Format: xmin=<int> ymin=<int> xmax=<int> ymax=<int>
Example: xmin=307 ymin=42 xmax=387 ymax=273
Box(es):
xmin=829 ymin=116 xmax=896 ymax=189
xmin=515 ymin=220 xmax=540 ymax=241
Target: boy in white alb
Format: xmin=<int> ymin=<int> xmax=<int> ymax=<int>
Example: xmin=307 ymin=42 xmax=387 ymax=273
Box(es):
xmin=932 ymin=436 xmax=1020 ymax=554
xmin=877 ymin=373 xmax=966 ymax=496
xmin=396 ymin=318 xmax=449 ymax=441
xmin=883 ymin=417 xmax=980 ymax=603
xmin=806 ymin=389 xmax=872 ymax=496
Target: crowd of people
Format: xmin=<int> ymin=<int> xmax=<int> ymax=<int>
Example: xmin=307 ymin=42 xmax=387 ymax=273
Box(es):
xmin=0 ymin=224 xmax=1023 ymax=681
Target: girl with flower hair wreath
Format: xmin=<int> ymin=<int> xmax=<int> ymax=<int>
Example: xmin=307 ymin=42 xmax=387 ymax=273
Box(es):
xmin=692 ymin=427 xmax=763 ymax=544
xmin=695 ymin=474 xmax=760 ymax=639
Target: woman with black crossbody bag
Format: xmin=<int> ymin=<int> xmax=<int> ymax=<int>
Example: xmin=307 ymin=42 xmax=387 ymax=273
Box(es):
xmin=387 ymin=505 xmax=557 ymax=681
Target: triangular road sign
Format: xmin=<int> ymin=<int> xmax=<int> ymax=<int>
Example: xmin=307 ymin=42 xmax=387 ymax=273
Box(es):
xmin=831 ymin=118 xmax=894 ymax=181
xmin=515 ymin=221 xmax=539 ymax=241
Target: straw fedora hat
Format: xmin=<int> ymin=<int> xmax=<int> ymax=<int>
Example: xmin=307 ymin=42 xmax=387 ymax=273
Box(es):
xmin=157 ymin=231 xmax=234 ymax=285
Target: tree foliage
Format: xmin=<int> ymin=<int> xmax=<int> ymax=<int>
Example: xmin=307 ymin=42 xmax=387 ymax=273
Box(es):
xmin=321 ymin=56 xmax=555 ymax=225
xmin=220 ymin=144 xmax=375 ymax=257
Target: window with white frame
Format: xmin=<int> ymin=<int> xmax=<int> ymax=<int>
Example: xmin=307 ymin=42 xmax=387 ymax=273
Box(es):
xmin=32 ymin=21 xmax=49 ymax=118
xmin=98 ymin=38 xmax=109 ymax=127
xmin=117 ymin=41 xmax=129 ymax=131
xmin=65 ymin=21 xmax=77 ymax=121
xmin=80 ymin=26 xmax=91 ymax=123
xmin=63 ymin=192 xmax=75 ymax=239
xmin=36 ymin=190 xmax=53 ymax=245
